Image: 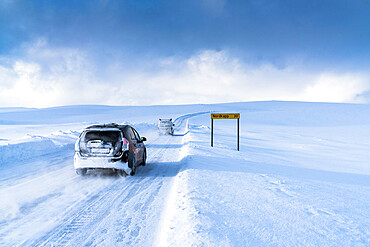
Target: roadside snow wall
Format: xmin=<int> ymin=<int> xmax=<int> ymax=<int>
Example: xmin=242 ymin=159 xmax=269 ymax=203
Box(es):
xmin=0 ymin=140 xmax=58 ymax=165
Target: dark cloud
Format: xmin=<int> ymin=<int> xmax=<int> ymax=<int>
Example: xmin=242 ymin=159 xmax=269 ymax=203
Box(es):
xmin=1 ymin=1 xmax=370 ymax=108
xmin=0 ymin=0 xmax=369 ymax=67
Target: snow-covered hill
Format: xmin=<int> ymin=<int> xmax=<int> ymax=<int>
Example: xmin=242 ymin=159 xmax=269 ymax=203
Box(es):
xmin=0 ymin=101 xmax=369 ymax=246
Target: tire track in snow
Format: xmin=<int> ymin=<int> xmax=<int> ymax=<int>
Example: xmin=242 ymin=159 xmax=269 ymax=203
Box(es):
xmin=26 ymin=175 xmax=147 ymax=246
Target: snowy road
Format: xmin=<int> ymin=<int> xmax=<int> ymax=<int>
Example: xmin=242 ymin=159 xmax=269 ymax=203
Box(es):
xmin=0 ymin=114 xmax=193 ymax=246
xmin=1 ymin=102 xmax=369 ymax=246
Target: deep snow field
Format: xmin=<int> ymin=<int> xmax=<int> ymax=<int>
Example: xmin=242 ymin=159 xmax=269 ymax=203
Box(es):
xmin=0 ymin=101 xmax=369 ymax=246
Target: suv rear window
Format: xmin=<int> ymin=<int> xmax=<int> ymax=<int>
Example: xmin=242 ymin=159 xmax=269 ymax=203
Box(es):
xmin=160 ymin=121 xmax=172 ymax=127
xmin=83 ymin=131 xmax=121 ymax=143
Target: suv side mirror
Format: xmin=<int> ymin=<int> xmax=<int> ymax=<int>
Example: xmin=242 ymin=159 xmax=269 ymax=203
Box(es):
xmin=141 ymin=137 xmax=147 ymax=142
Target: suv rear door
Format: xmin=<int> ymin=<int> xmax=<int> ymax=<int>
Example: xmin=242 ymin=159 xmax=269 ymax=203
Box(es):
xmin=132 ymin=127 xmax=145 ymax=162
xmin=124 ymin=126 xmax=144 ymax=164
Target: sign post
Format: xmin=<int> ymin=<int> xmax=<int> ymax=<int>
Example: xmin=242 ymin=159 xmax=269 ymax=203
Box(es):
xmin=237 ymin=117 xmax=239 ymax=151
xmin=211 ymin=113 xmax=240 ymax=151
xmin=211 ymin=117 xmax=214 ymax=147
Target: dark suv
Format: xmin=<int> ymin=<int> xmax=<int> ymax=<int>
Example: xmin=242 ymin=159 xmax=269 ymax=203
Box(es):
xmin=74 ymin=123 xmax=147 ymax=176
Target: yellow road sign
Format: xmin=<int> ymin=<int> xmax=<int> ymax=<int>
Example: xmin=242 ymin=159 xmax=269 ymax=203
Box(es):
xmin=211 ymin=113 xmax=240 ymax=119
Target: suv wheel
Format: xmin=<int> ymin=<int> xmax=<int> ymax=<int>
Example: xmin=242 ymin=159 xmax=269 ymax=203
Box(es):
xmin=128 ymin=153 xmax=136 ymax=176
xmin=76 ymin=168 xmax=87 ymax=176
xmin=141 ymin=150 xmax=147 ymax=166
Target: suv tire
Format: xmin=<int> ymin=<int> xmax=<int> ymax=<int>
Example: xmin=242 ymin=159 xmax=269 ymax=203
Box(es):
xmin=76 ymin=168 xmax=87 ymax=176
xmin=128 ymin=152 xmax=136 ymax=176
xmin=141 ymin=150 xmax=147 ymax=166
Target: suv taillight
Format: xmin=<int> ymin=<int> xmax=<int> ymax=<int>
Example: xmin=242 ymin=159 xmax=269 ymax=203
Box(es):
xmin=122 ymin=138 xmax=129 ymax=151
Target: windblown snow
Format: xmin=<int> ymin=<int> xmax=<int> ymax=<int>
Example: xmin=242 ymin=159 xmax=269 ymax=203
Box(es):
xmin=0 ymin=102 xmax=369 ymax=246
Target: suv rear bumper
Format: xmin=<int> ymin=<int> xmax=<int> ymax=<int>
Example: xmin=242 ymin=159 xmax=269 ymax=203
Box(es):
xmin=74 ymin=152 xmax=131 ymax=174
xmin=158 ymin=126 xmax=174 ymax=134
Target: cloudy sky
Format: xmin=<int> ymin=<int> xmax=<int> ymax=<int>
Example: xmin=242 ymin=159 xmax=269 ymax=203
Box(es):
xmin=0 ymin=0 xmax=369 ymax=107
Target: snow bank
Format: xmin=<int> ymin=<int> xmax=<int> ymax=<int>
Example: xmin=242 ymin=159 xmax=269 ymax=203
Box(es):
xmin=0 ymin=129 xmax=80 ymax=166
xmin=0 ymin=140 xmax=57 ymax=165
xmin=160 ymin=106 xmax=370 ymax=246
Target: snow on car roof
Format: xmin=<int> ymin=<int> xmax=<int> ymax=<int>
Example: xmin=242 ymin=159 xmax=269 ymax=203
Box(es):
xmin=84 ymin=128 xmax=122 ymax=132
xmin=85 ymin=123 xmax=128 ymax=130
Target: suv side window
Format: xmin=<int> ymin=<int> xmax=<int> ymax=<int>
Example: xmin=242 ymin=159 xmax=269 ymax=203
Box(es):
xmin=132 ymin=128 xmax=141 ymax=141
xmin=125 ymin=127 xmax=136 ymax=142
